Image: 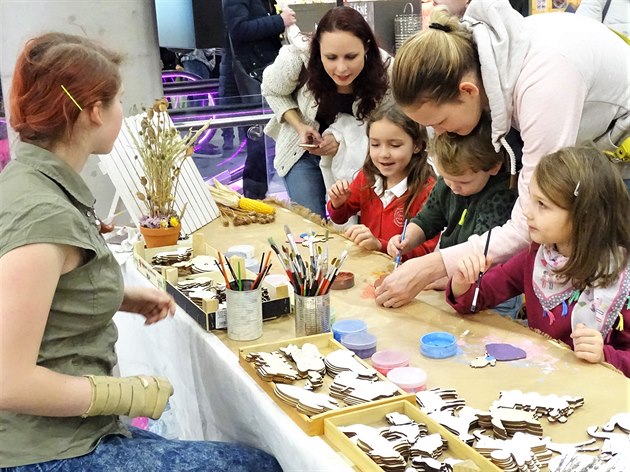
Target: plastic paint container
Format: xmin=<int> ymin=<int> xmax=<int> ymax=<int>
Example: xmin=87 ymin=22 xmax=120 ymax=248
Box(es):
xmin=387 ymin=367 xmax=427 ymax=393
xmin=227 ymin=245 xmax=255 ymax=259
xmin=341 ymin=331 xmax=377 ymax=359
xmin=371 ymin=350 xmax=410 ymax=376
xmin=420 ymin=332 xmax=457 ymax=359
xmin=332 ymin=319 xmax=368 ymax=343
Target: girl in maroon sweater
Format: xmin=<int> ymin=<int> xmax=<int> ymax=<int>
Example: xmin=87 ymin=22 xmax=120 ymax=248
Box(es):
xmin=327 ymin=104 xmax=439 ymax=259
xmin=448 ymin=147 xmax=630 ymax=377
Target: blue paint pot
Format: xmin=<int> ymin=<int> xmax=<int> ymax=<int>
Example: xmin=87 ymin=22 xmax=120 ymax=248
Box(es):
xmin=420 ymin=332 xmax=457 ymax=359
xmin=332 ymin=319 xmax=367 ymax=343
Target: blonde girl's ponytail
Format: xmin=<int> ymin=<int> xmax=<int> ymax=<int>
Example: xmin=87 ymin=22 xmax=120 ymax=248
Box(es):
xmin=392 ymin=5 xmax=479 ymax=107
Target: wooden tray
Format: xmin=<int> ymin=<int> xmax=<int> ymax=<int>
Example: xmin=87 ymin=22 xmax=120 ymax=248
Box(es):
xmin=133 ymin=234 xmax=290 ymax=330
xmin=239 ymin=333 xmax=415 ymax=436
xmin=324 ymin=399 xmax=502 ymax=472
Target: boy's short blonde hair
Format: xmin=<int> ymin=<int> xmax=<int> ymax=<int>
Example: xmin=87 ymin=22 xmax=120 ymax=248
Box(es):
xmin=429 ymin=115 xmax=506 ymax=176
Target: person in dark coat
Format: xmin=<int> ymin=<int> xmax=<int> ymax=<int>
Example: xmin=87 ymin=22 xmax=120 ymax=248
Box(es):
xmin=220 ymin=0 xmax=296 ymax=199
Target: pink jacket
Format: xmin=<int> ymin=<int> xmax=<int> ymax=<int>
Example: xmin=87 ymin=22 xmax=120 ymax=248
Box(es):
xmin=441 ymin=0 xmax=630 ymax=276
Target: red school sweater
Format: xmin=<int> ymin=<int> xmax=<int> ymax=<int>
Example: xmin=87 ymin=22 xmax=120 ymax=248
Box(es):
xmin=327 ymin=171 xmax=439 ymax=260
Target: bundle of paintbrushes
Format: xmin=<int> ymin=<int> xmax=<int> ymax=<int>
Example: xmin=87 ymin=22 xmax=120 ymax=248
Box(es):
xmin=268 ymin=225 xmax=348 ymax=296
xmin=214 ymin=250 xmax=272 ymax=291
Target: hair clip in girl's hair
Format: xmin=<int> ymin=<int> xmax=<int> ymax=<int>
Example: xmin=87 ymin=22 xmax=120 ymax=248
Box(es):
xmin=61 ymin=85 xmax=83 ymax=111
xmin=428 ymin=23 xmax=452 ymax=33
xmin=573 ymin=181 xmax=580 ymax=197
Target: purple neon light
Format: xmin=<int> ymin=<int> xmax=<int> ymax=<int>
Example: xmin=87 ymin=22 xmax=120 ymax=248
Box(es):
xmin=171 ymin=108 xmax=272 ymax=122
xmin=162 ymin=72 xmax=217 ymax=149
xmin=216 ymin=139 xmax=247 ymax=166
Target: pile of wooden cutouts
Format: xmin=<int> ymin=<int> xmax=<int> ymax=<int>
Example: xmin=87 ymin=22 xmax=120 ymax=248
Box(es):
xmin=415 ymin=388 xmax=630 ymax=471
xmin=339 ymin=411 xmax=474 ymax=472
xmin=151 ymin=247 xmax=193 ymax=265
xmin=245 ymin=344 xmax=401 ymax=417
xmin=151 ymin=248 xmax=224 ymax=277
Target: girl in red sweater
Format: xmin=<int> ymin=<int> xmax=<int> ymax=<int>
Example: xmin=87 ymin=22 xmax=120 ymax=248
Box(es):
xmin=448 ymin=147 xmax=630 ymax=377
xmin=327 ymin=104 xmax=439 ymax=259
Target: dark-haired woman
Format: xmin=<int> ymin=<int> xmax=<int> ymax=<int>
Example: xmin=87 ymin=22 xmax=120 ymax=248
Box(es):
xmin=376 ymin=0 xmax=630 ymax=308
xmin=262 ymin=6 xmax=392 ymax=217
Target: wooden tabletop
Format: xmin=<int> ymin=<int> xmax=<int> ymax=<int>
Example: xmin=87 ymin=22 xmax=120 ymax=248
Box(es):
xmin=198 ymin=205 xmax=630 ymax=444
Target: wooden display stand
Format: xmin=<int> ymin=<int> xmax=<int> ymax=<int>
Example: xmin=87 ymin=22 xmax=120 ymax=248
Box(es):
xmin=133 ymin=233 xmax=291 ymax=330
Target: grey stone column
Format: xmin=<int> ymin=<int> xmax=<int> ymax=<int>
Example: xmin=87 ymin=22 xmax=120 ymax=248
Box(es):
xmin=0 ymin=0 xmax=163 ymax=219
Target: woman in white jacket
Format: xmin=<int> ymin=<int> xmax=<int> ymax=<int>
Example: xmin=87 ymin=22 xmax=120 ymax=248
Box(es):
xmin=376 ymin=0 xmax=630 ymax=308
xmin=261 ymin=7 xmax=391 ymax=217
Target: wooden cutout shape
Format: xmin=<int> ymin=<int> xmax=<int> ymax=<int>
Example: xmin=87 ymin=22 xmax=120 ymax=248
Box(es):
xmin=470 ymin=354 xmax=497 ymax=368
xmin=280 ymin=343 xmax=325 ymax=375
xmin=274 ymin=383 xmax=338 ymax=414
xmin=427 ymin=407 xmax=479 ymax=444
xmin=246 ymin=351 xmax=301 ymax=383
xmin=603 ymin=412 xmax=630 ymax=434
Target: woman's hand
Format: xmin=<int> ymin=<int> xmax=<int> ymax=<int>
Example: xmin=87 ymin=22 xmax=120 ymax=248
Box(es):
xmin=120 ymin=286 xmax=176 ymax=325
xmin=280 ymin=7 xmax=297 ymax=27
xmin=375 ymin=252 xmax=447 ymax=307
xmin=310 ymin=134 xmax=339 ymax=157
xmin=328 ymin=179 xmax=351 ymax=209
xmin=571 ymin=323 xmax=605 ymax=364
xmin=296 ymin=124 xmax=322 ymax=147
xmin=345 ymin=224 xmax=381 ymax=251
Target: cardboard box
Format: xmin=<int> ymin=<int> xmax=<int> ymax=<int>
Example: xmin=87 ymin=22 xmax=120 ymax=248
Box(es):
xmin=324 ymin=400 xmax=502 ymax=472
xmin=133 ymin=234 xmax=290 ymax=330
xmin=239 ymin=333 xmax=415 ymax=436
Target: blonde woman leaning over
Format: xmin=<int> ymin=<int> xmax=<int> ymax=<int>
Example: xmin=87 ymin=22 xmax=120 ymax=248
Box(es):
xmin=376 ymin=0 xmax=630 ymax=308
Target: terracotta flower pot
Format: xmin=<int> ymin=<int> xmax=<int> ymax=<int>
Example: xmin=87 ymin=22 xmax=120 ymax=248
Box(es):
xmin=139 ymin=225 xmax=181 ymax=248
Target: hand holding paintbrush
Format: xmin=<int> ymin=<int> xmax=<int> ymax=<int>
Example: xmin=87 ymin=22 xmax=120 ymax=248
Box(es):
xmin=450 ymin=229 xmax=492 ymax=312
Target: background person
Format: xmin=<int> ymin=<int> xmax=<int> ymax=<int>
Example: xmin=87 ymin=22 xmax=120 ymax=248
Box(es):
xmin=222 ymin=0 xmax=296 ymax=199
xmin=262 ymin=6 xmax=392 ymax=217
xmin=0 ymin=32 xmax=281 ymax=471
xmin=375 ymin=0 xmax=630 ymax=308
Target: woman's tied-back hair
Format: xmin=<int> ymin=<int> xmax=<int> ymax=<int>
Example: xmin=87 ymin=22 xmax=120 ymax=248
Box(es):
xmin=306 ymin=7 xmax=389 ymax=121
xmin=430 ymin=114 xmax=507 ymax=175
xmin=10 ymin=32 xmax=123 ymax=148
xmin=534 ymin=147 xmax=630 ymax=290
xmin=363 ymin=103 xmax=432 ymax=217
xmin=392 ymin=6 xmax=479 ymax=107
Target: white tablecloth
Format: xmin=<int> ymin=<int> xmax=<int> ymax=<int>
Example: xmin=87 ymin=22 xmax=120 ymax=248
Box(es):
xmin=114 ymin=259 xmax=353 ymax=472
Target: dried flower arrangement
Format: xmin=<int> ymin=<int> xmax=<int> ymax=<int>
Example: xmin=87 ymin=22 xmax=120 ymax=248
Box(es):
xmin=128 ymin=98 xmax=211 ymax=229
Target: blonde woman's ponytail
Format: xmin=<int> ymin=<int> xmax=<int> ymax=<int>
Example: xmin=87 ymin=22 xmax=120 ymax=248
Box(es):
xmin=392 ymin=6 xmax=478 ymax=107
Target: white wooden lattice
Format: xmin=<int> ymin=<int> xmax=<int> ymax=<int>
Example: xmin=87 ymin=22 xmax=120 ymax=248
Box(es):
xmin=98 ymin=113 xmax=219 ymax=235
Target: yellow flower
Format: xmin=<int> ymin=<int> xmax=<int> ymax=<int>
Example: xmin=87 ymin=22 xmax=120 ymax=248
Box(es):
xmin=160 ymin=218 xmax=168 ymax=228
xmin=169 ymin=216 xmax=180 ymax=227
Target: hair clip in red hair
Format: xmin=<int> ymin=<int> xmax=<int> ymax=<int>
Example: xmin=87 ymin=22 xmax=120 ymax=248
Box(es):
xmin=60 ymin=85 xmax=82 ymax=111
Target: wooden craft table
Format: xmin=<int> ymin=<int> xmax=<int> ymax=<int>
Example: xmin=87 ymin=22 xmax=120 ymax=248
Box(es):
xmin=114 ymin=205 xmax=629 ymax=471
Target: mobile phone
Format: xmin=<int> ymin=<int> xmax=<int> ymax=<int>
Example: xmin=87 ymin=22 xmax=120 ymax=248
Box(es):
xmin=299 ymin=143 xmax=318 ymax=148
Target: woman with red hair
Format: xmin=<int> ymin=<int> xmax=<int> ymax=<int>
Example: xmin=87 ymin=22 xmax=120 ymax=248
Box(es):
xmin=0 ymin=32 xmax=281 ymax=471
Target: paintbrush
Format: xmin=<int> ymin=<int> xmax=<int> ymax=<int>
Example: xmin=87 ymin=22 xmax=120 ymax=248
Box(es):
xmin=394 ymin=218 xmax=409 ymax=269
xmin=471 ymin=228 xmax=492 ymax=313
